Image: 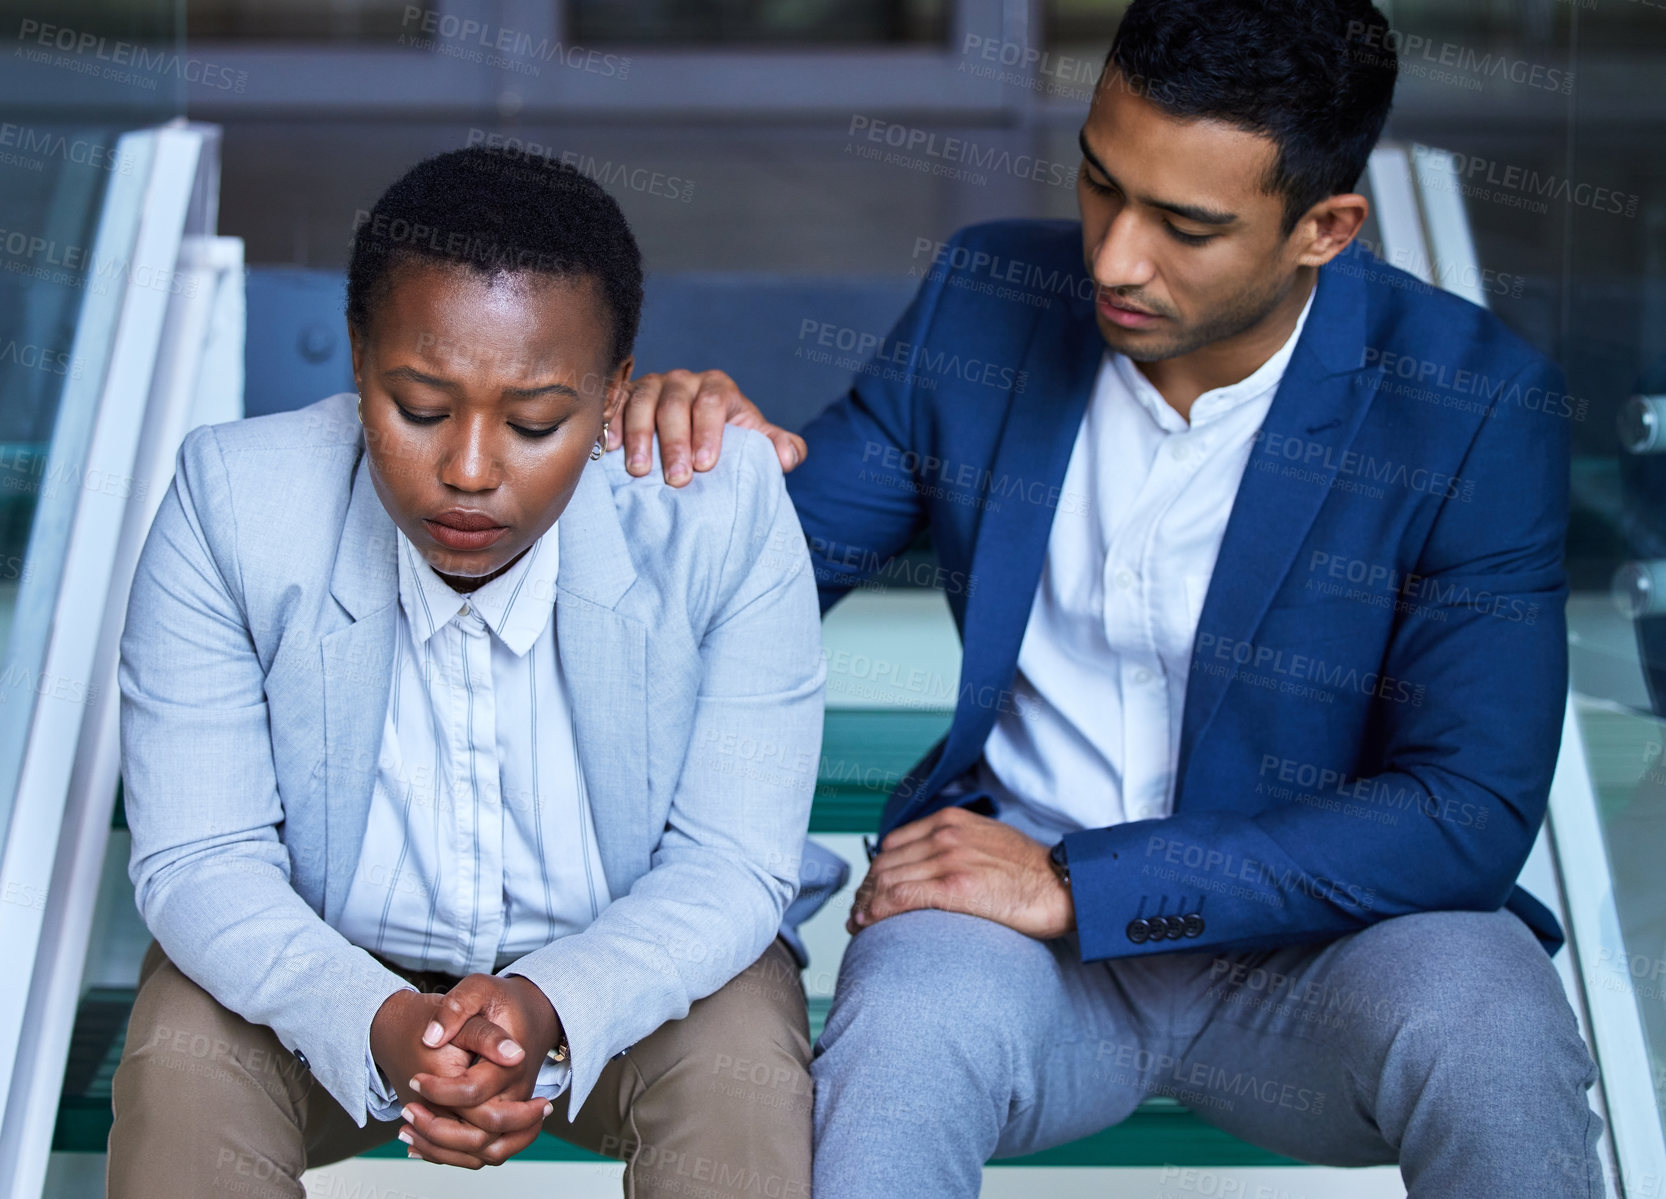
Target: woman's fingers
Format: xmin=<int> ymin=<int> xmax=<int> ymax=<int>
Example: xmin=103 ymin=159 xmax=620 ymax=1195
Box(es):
xmin=447 ymin=1013 xmax=525 ymax=1069
xmin=400 ymin=1121 xmax=487 ymax=1169
xmin=417 ymin=976 xmax=490 ymax=1050
xmin=410 ymin=1057 xmax=515 ymax=1110
xmin=401 ymin=1097 xmax=550 ymax=1168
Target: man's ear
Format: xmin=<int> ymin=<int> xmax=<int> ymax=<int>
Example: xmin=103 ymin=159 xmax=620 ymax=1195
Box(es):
xmin=1292 ymin=193 xmax=1370 ymax=268
xmin=603 ymin=355 xmax=635 ymax=426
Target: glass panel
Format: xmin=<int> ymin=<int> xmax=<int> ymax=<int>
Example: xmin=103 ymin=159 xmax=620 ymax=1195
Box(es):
xmin=0 ymin=4 xmax=181 ymax=854
xmin=1559 ymin=0 xmax=1666 ymax=1159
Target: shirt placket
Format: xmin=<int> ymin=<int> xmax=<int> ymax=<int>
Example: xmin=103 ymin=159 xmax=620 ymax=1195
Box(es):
xmin=459 ymin=606 xmax=505 ymax=976
xmin=1108 ymin=434 xmax=1193 ymax=822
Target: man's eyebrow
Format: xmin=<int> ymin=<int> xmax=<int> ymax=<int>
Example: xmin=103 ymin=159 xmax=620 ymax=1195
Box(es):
xmin=1077 ymin=129 xmax=1240 ymax=228
xmin=382 ymin=365 xmax=580 ymax=400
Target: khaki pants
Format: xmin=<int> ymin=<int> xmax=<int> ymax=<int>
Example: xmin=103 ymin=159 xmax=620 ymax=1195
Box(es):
xmin=108 ymin=938 xmax=812 ymax=1198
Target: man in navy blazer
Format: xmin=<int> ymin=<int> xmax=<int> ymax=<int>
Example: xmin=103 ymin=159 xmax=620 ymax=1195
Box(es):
xmin=626 ymin=0 xmax=1599 ymax=1194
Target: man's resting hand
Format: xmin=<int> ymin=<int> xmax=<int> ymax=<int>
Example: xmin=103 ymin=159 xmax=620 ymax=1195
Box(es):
xmin=614 ymin=369 xmax=805 ymax=485
xmin=848 ymin=806 xmax=1076 ymax=941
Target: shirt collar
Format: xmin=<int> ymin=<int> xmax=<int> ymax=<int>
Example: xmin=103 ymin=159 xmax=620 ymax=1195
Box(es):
xmin=1112 ymin=282 xmax=1318 ymax=433
xmin=396 ymin=519 xmax=561 ymax=657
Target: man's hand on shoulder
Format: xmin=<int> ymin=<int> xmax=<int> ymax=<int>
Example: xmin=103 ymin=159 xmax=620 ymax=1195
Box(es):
xmin=847 ymin=807 xmax=1076 ymax=941
xmin=370 ymin=976 xmax=558 ymax=1169
xmin=615 ymin=369 xmax=805 ymax=486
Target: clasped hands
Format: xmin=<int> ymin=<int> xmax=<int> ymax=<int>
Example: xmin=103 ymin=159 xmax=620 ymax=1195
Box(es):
xmin=368 ymin=973 xmax=561 ymax=1169
xmin=846 ymin=806 xmax=1075 ymax=940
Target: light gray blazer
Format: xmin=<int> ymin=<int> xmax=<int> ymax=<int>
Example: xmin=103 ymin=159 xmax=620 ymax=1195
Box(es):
xmin=118 ymin=391 xmax=826 ymax=1124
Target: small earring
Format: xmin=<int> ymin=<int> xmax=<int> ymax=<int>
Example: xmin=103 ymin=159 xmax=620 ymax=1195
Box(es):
xmin=590 ymin=420 xmax=608 ymax=461
xmin=357 ymin=398 xmax=365 ymax=424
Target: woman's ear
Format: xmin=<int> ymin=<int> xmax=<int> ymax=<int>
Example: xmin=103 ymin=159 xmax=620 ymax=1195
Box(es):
xmin=348 ymin=323 xmax=365 ymax=395
xmin=603 ymin=355 xmax=636 ymax=427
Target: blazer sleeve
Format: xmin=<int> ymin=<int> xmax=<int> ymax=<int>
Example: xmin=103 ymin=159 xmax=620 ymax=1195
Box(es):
xmin=119 ymin=425 xmax=414 ymax=1125
xmin=1063 ymin=356 xmax=1572 ymax=961
xmin=784 ymin=233 xmax=978 ymax=613
xmin=502 ymin=431 xmax=826 ymax=1116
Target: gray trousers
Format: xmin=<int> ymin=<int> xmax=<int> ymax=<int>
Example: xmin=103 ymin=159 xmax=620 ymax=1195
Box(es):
xmin=811 ymin=907 xmax=1604 ymax=1197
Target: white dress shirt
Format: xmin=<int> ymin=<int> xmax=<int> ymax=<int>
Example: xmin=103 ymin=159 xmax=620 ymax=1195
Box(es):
xmin=979 ymin=288 xmax=1315 ymax=840
xmin=338 ymin=517 xmax=611 ymax=1118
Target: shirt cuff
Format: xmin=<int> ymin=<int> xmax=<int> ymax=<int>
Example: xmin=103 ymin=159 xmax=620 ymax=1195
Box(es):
xmin=365 ymin=983 xmax=419 ymax=1124
xmin=532 ymin=1056 xmax=572 ymax=1101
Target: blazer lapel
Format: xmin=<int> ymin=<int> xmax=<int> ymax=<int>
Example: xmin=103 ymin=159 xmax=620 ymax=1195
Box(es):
xmin=921 ymin=305 xmax=1105 ymax=800
xmin=320 ymin=447 xmax=399 ymax=922
xmin=1174 ymin=254 xmax=1386 ymax=798
xmin=554 ymin=461 xmax=649 ymax=897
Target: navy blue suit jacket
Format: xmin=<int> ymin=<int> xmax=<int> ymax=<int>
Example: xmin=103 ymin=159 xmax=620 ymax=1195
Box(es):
xmin=786 ymin=219 xmax=1572 ymax=961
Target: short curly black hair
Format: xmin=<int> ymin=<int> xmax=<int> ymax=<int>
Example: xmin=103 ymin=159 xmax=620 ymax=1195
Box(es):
xmin=1107 ymin=0 xmax=1398 ymax=235
xmin=346 ymin=145 xmax=643 ymax=369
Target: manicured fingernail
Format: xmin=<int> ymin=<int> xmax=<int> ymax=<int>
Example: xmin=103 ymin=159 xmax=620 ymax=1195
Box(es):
xmin=408 ymin=1077 xmax=422 ymax=1094
xmin=669 ymin=464 xmax=690 ymax=484
xmin=629 ymin=452 xmax=646 ymax=469
xmin=400 ymin=1105 xmax=414 ymax=1122
xmin=407 ymin=1149 xmax=421 ymax=1159
xmin=542 ymin=1102 xmax=554 ymax=1118
xmin=500 ymin=1039 xmax=523 ymax=1059
xmin=422 ymin=1021 xmax=444 ymax=1046
xmin=398 ymin=1128 xmax=413 ymax=1144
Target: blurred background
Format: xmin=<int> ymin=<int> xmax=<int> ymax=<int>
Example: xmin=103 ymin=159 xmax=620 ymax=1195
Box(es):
xmin=0 ymin=1 xmax=1664 ymax=1196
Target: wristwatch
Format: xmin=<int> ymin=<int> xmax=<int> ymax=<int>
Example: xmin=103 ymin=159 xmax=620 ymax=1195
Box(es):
xmin=1048 ymin=840 xmax=1071 ymax=888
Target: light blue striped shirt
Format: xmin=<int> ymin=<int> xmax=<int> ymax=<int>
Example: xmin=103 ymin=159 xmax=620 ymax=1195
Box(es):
xmin=340 ymin=517 xmax=610 ymax=1117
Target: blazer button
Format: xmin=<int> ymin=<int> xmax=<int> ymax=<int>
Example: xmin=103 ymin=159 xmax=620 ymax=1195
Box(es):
xmin=1163 ymin=915 xmax=1187 ymax=940
xmin=1183 ymin=914 xmax=1205 ymax=938
xmin=1126 ymin=919 xmax=1151 ymax=944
